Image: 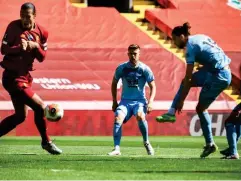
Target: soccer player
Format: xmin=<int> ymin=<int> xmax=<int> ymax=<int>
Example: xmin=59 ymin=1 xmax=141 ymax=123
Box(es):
xmin=220 ymin=103 xmax=241 ymax=159
xmin=108 ymin=44 xmax=156 ymax=156
xmin=0 ymin=3 xmax=62 ymax=154
xmin=156 ymin=22 xmax=232 ymax=158
xmin=220 ymin=65 xmax=241 ymax=159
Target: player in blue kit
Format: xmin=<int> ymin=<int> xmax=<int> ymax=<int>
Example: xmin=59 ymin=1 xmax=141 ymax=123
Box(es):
xmin=156 ymin=23 xmax=232 ymax=158
xmin=220 ymin=65 xmax=241 ymax=159
xmin=220 ymin=102 xmax=241 ymax=159
xmin=108 ymin=44 xmax=156 ymax=156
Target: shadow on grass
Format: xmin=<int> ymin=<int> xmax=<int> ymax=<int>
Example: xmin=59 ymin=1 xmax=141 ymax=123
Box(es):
xmin=116 ymin=170 xmax=241 ymax=174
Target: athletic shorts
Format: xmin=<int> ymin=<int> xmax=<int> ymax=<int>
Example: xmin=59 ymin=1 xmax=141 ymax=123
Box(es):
xmin=2 ymin=70 xmax=34 ymax=98
xmin=115 ymin=99 xmax=147 ymax=123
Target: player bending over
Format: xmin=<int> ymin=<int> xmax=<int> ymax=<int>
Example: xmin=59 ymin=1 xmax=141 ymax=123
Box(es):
xmin=0 ymin=3 xmax=62 ymax=154
xmin=108 ymin=44 xmax=156 ymax=156
xmin=156 ymin=23 xmax=232 ymax=158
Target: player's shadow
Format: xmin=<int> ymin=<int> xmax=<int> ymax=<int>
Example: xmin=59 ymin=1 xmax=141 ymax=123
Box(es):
xmin=60 ymin=159 xmax=119 ymax=162
xmin=117 ymin=170 xmax=241 ymax=174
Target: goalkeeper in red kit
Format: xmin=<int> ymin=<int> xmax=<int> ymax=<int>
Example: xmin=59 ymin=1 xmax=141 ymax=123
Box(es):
xmin=0 ymin=2 xmax=62 ymax=154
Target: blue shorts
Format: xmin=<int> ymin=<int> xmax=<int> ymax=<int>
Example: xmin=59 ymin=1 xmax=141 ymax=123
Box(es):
xmin=115 ymin=100 xmax=147 ymax=123
xmin=225 ymin=103 xmax=241 ymax=124
xmin=192 ymin=67 xmax=232 ymax=109
xmin=233 ymin=103 xmax=241 ymax=123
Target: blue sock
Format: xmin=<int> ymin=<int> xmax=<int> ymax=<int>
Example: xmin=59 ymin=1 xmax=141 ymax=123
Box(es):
xmin=197 ymin=111 xmax=214 ymax=145
xmin=171 ymin=84 xmax=184 ymax=109
xmin=225 ymin=123 xmax=238 ymax=155
xmin=138 ymin=120 xmax=148 ymax=142
xmin=236 ymin=124 xmax=241 ymax=142
xmin=113 ymin=122 xmax=122 ymax=148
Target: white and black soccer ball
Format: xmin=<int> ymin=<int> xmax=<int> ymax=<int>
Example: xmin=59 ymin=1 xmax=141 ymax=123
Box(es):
xmin=44 ymin=103 xmax=64 ymax=122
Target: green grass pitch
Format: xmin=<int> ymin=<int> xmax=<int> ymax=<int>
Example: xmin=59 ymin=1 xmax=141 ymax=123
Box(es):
xmin=0 ymin=136 xmax=240 ymax=180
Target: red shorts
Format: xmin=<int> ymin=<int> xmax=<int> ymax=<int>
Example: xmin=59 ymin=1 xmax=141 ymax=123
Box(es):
xmin=2 ymin=70 xmax=34 ymax=98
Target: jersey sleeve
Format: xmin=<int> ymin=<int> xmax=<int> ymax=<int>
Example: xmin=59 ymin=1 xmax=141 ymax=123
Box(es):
xmin=185 ymin=42 xmax=197 ymax=65
xmin=1 ymin=22 xmax=22 ymax=55
xmin=144 ymin=66 xmax=154 ymax=83
xmin=114 ymin=65 xmax=123 ymax=81
xmin=35 ymin=26 xmax=48 ymax=62
xmin=39 ymin=27 xmax=48 ymax=51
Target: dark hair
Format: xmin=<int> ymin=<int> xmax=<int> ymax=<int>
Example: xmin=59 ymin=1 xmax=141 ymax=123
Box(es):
xmin=172 ymin=22 xmax=191 ymax=36
xmin=128 ymin=44 xmax=140 ymax=51
xmin=21 ymin=2 xmax=36 ymax=14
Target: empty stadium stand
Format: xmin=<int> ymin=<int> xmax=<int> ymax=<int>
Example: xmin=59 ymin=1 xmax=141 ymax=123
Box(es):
xmin=0 ymin=0 xmax=235 ymax=103
xmin=146 ymin=0 xmax=241 ymax=89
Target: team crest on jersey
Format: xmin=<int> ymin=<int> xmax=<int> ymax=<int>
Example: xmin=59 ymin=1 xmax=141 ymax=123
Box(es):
xmin=27 ymin=34 xmax=34 ymax=41
xmin=123 ymin=67 xmax=143 ymax=87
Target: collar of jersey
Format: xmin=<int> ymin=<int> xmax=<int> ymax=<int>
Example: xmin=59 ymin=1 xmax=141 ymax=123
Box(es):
xmin=127 ymin=61 xmax=140 ymax=68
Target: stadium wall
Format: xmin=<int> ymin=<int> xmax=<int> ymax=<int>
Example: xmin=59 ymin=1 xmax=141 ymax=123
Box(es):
xmin=3 ymin=108 xmax=232 ymax=137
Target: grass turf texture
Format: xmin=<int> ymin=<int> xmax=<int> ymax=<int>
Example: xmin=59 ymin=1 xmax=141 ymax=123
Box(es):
xmin=0 ymin=136 xmax=240 ymax=180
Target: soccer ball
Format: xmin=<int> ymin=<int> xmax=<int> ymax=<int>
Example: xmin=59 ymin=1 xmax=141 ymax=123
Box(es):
xmin=44 ymin=103 xmax=64 ymax=122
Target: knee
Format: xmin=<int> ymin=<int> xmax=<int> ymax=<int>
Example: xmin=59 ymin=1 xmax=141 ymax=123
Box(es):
xmin=31 ymin=96 xmax=45 ymax=115
xmin=224 ymin=114 xmax=233 ymax=126
xmin=136 ymin=112 xmax=145 ymax=121
xmin=225 ymin=111 xmax=239 ymax=125
xmin=34 ymin=106 xmax=45 ymax=116
xmin=196 ymin=104 xmax=207 ymax=114
xmin=114 ymin=116 xmax=124 ymax=125
xmin=14 ymin=113 xmax=26 ymax=124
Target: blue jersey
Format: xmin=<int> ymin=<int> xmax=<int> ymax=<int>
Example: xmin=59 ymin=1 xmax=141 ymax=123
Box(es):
xmin=114 ymin=61 xmax=154 ymax=100
xmin=186 ymin=35 xmax=231 ymax=71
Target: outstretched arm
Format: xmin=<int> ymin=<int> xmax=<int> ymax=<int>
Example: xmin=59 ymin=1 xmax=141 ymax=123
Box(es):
xmin=111 ymin=77 xmax=118 ymax=112
xmin=147 ymin=80 xmax=156 ymax=114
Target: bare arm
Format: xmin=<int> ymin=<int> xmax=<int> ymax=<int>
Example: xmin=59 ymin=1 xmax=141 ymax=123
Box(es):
xmin=146 ymin=80 xmax=156 ymax=114
xmin=111 ymin=77 xmax=118 ymax=102
xmin=111 ymin=77 xmax=119 ymax=112
xmin=147 ymin=80 xmax=156 ymax=104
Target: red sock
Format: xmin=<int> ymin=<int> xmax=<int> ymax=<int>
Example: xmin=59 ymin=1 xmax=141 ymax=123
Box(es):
xmin=34 ymin=115 xmax=50 ymax=144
